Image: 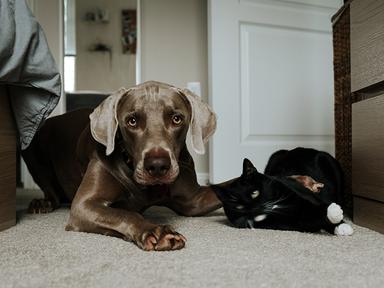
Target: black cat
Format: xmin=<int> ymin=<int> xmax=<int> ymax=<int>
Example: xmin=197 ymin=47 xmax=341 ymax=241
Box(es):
xmin=212 ymin=148 xmax=353 ymax=236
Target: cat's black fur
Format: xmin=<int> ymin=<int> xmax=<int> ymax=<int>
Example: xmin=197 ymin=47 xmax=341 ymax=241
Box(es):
xmin=212 ymin=148 xmax=348 ymax=234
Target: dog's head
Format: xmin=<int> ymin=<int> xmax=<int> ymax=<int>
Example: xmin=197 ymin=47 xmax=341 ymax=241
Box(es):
xmin=89 ymin=81 xmax=216 ymax=185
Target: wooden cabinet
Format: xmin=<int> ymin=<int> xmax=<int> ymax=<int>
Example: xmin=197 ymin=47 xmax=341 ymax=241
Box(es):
xmin=351 ymin=0 xmax=384 ymax=233
xmin=334 ymin=0 xmax=384 ymax=233
xmin=352 ymin=96 xmax=384 ymax=204
xmin=0 ymin=86 xmax=16 ymax=231
xmin=350 ymin=0 xmax=384 ymax=92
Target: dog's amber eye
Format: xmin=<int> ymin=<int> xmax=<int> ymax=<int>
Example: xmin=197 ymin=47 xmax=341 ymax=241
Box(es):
xmin=172 ymin=115 xmax=183 ymax=125
xmin=127 ymin=116 xmax=137 ymax=127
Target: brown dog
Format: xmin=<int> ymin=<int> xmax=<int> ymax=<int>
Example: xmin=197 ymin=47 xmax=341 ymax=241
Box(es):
xmin=22 ymin=81 xmax=224 ymax=251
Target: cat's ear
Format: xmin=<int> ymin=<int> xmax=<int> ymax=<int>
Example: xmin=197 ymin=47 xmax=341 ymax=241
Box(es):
xmin=242 ymin=158 xmax=257 ymax=177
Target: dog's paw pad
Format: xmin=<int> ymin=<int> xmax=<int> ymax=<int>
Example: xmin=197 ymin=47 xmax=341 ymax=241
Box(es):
xmin=28 ymin=199 xmax=54 ymax=214
xmin=139 ymin=225 xmax=186 ymax=251
xmin=327 ymin=203 xmax=343 ymax=224
xmin=334 ymin=223 xmax=354 ymax=236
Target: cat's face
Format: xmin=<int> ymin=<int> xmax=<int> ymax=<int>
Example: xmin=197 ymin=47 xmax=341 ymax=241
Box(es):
xmin=213 ymin=159 xmax=282 ymax=228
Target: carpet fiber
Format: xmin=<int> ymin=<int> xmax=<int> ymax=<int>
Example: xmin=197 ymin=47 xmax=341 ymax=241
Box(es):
xmin=1 ymin=190 xmax=384 ymax=288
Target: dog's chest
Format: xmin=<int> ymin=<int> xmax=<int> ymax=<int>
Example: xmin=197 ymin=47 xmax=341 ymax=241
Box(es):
xmin=145 ymin=185 xmax=171 ymax=204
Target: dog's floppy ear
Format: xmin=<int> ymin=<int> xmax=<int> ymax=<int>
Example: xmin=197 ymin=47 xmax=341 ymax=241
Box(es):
xmin=180 ymin=88 xmax=217 ymax=154
xmin=89 ymin=87 xmax=129 ymax=155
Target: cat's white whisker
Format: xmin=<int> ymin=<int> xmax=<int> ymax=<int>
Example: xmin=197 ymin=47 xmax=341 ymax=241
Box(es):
xmin=263 ymin=194 xmax=289 ymax=210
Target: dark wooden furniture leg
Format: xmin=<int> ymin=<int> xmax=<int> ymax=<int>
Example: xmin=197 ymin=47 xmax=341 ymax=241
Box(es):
xmin=0 ymin=85 xmax=16 ymax=231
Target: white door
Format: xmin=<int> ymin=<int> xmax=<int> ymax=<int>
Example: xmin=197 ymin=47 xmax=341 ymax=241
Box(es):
xmin=208 ymin=0 xmax=342 ymax=183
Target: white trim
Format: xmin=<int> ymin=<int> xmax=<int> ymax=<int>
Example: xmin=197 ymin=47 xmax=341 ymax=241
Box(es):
xmin=52 ymin=0 xmax=65 ymax=115
xmin=21 ymin=159 xmax=39 ymax=190
xmin=59 ymin=0 xmax=66 ymax=113
xmin=197 ymin=173 xmax=209 ymax=185
xmin=136 ymin=0 xmax=142 ymax=84
xmin=207 ymin=0 xmax=214 ymax=184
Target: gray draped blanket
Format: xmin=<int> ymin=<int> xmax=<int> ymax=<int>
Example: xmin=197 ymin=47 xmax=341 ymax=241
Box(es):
xmin=0 ymin=0 xmax=61 ymax=149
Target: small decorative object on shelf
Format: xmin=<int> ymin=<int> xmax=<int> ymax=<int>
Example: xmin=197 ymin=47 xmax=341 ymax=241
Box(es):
xmin=121 ymin=9 xmax=137 ymax=54
xmin=88 ymin=43 xmax=112 ymax=53
xmin=88 ymin=43 xmax=112 ymax=68
xmin=84 ymin=8 xmax=109 ymax=23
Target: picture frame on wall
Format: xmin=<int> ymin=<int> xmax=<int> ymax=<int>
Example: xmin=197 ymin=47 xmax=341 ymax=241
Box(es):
xmin=121 ymin=9 xmax=137 ymax=54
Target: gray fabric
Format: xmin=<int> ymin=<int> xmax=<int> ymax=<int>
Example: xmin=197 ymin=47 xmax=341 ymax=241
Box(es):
xmin=1 ymin=189 xmax=384 ymax=288
xmin=0 ymin=0 xmax=61 ymax=149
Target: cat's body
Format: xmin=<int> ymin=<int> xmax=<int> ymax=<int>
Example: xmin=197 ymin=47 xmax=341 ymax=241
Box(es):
xmin=213 ymin=148 xmax=353 ymax=236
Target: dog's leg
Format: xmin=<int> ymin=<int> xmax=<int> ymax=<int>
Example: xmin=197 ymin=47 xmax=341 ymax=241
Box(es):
xmin=169 ymin=151 xmax=231 ymax=216
xmin=66 ymin=160 xmax=186 ymax=251
xmin=170 ymin=186 xmax=223 ymax=217
xmin=22 ymin=143 xmax=62 ymax=213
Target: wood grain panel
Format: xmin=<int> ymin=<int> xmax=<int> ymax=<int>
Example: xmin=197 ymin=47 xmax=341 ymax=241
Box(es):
xmin=352 ymin=95 xmax=384 ymax=202
xmin=354 ymin=196 xmax=384 ymax=234
xmin=351 ymin=0 xmax=384 ymax=92
xmin=333 ymin=3 xmax=352 ymax=217
xmin=0 ymin=86 xmax=16 ymax=231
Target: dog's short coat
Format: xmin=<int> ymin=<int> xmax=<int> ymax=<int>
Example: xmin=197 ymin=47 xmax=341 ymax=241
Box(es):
xmin=23 ymin=81 xmax=224 ymax=251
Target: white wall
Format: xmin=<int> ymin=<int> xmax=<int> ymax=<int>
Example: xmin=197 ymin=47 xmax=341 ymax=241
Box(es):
xmin=23 ymin=0 xmax=64 ymax=189
xmin=75 ymin=0 xmax=137 ymax=92
xmin=27 ymin=0 xmax=65 ymax=116
xmin=27 ymin=0 xmax=210 ymax=178
xmin=141 ymin=0 xmax=209 ymax=176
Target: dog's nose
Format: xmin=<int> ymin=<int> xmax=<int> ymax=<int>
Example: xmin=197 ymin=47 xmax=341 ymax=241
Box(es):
xmin=144 ymin=149 xmax=171 ymax=177
xmin=144 ymin=157 xmax=171 ymax=177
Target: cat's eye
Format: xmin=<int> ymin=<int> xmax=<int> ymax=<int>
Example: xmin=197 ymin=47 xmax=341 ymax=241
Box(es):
xmin=251 ymin=190 xmax=260 ymax=199
xmin=127 ymin=116 xmax=137 ymax=127
xmin=172 ymin=114 xmax=183 ymax=125
xmin=236 ymin=205 xmax=244 ymax=210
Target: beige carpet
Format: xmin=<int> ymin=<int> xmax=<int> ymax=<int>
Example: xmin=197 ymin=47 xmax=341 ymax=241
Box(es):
xmin=1 ymin=190 xmax=384 ymax=288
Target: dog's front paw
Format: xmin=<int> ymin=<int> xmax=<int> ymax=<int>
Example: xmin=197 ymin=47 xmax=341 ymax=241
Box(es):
xmin=137 ymin=225 xmax=186 ymax=251
xmin=28 ymin=199 xmax=55 ymax=214
xmin=334 ymin=223 xmax=354 ymax=236
xmin=327 ymin=203 xmax=343 ymax=224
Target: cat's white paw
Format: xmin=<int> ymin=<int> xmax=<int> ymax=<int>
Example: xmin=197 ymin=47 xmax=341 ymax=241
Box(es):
xmin=334 ymin=223 xmax=354 ymax=236
xmin=327 ymin=203 xmax=343 ymax=224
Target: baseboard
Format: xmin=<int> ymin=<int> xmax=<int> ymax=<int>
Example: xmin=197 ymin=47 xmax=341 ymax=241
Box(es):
xmin=197 ymin=173 xmax=209 ymax=185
